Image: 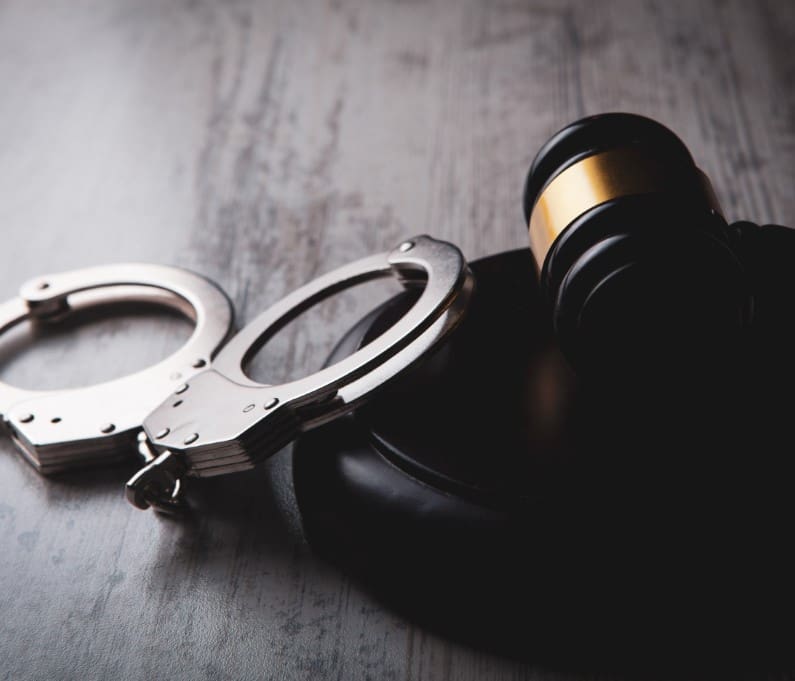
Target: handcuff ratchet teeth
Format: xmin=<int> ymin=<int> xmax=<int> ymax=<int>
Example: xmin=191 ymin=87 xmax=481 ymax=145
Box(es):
xmin=127 ymin=235 xmax=473 ymax=511
xmin=0 ymin=264 xmax=234 ymax=480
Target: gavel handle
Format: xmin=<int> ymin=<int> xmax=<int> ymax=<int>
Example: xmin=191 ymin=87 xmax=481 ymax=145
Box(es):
xmin=731 ymin=221 xmax=795 ymax=333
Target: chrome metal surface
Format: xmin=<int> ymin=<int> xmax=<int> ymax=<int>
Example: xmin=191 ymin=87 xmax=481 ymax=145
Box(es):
xmin=133 ymin=236 xmax=472 ymax=500
xmin=125 ymin=433 xmax=187 ymax=514
xmin=0 ymin=264 xmax=235 ymax=475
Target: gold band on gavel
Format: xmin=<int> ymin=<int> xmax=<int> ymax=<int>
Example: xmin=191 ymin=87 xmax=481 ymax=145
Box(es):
xmin=527 ymin=147 xmax=723 ymax=272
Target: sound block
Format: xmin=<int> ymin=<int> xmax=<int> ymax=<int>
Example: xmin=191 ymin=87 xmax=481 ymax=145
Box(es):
xmin=293 ymin=249 xmax=795 ymax=667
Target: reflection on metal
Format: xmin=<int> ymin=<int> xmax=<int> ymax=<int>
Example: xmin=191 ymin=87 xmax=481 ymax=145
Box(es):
xmin=528 ymin=147 xmax=723 ymax=270
xmin=0 ymin=264 xmax=234 ymax=478
xmin=0 ymin=239 xmax=474 ymax=514
xmin=128 ymin=236 xmax=473 ymax=510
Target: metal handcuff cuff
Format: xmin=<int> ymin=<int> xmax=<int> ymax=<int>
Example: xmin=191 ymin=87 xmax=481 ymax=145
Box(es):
xmin=0 ymin=236 xmax=473 ymax=513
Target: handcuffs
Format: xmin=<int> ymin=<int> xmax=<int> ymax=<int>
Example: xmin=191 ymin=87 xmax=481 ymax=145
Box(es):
xmin=0 ymin=236 xmax=474 ymax=513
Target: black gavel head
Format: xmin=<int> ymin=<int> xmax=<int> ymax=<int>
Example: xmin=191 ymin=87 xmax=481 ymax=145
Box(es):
xmin=523 ymin=113 xmax=752 ymax=370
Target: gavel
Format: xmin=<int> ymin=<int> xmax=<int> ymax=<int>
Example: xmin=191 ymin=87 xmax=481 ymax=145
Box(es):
xmin=523 ymin=112 xmax=793 ymax=370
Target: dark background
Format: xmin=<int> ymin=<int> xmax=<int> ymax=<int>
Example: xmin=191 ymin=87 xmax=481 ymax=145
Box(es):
xmin=1 ymin=1 xmax=793 ymax=679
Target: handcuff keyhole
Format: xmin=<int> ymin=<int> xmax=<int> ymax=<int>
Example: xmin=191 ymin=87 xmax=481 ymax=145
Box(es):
xmin=172 ymin=400 xmax=183 ymax=408
xmin=51 ymin=417 xmax=61 ymax=424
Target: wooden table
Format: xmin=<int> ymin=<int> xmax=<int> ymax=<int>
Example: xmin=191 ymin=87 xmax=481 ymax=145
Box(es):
xmin=1 ymin=1 xmax=793 ymax=678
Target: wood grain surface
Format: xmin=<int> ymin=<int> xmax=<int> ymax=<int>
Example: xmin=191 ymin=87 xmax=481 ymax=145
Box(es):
xmin=1 ymin=1 xmax=793 ymax=679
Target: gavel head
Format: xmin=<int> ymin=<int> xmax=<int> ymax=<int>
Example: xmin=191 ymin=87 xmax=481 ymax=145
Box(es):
xmin=523 ymin=113 xmax=752 ymax=370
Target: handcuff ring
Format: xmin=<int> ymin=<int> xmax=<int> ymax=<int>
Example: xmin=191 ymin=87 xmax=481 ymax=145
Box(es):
xmin=0 ymin=264 xmax=234 ymax=487
xmin=128 ymin=235 xmax=474 ymax=510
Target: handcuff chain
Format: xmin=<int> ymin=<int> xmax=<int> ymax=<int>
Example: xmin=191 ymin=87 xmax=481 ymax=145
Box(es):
xmin=125 ymin=433 xmax=188 ymax=514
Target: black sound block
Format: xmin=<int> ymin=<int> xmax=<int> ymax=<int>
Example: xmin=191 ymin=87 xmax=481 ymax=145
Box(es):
xmin=293 ymin=249 xmax=795 ymax=668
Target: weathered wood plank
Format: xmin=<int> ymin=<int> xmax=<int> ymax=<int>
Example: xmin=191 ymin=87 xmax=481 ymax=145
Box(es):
xmin=0 ymin=1 xmax=792 ymax=679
